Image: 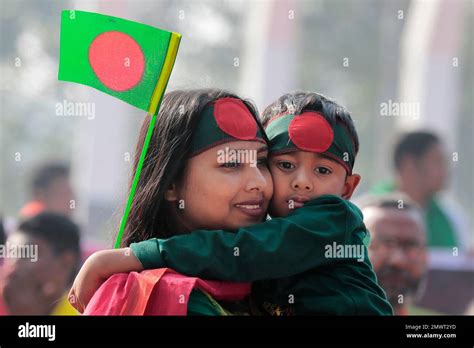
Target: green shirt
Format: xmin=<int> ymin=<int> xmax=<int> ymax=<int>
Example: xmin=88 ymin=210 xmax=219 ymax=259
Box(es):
xmin=371 ymin=182 xmax=457 ymax=248
xmin=131 ymin=195 xmax=393 ymax=315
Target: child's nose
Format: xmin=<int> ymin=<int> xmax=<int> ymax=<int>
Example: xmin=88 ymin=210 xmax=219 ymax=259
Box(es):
xmin=291 ymin=173 xmax=313 ymax=191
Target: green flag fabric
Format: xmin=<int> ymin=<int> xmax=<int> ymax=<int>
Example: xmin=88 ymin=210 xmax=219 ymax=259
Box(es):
xmin=58 ymin=10 xmax=180 ymax=115
xmin=58 ymin=10 xmax=181 ymax=248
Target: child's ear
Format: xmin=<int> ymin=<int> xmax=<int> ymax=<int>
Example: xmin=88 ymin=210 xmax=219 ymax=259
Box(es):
xmin=164 ymin=183 xmax=179 ymax=202
xmin=342 ymin=174 xmax=361 ymax=199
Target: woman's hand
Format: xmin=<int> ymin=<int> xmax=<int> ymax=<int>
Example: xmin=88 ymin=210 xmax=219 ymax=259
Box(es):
xmin=68 ymin=248 xmax=144 ymax=313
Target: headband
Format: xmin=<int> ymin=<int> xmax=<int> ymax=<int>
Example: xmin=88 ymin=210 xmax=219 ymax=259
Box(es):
xmin=189 ymin=98 xmax=266 ymax=157
xmin=265 ymin=111 xmax=356 ymax=174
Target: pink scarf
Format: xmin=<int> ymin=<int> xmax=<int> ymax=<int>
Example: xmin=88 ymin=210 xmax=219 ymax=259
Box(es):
xmin=84 ymin=268 xmax=251 ymax=315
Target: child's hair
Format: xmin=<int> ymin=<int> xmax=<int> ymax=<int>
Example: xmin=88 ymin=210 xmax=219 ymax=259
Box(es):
xmin=261 ymin=91 xmax=359 ymax=156
xmin=121 ymin=89 xmax=264 ymax=247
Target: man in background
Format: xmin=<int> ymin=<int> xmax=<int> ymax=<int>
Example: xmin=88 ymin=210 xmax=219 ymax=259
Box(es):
xmin=371 ymin=131 xmax=469 ymax=252
xmin=19 ymin=161 xmax=75 ymax=219
xmin=358 ymin=193 xmax=435 ymax=315
xmin=0 ymin=213 xmax=81 ymax=315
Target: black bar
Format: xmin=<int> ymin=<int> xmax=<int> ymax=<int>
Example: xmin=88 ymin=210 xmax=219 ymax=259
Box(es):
xmin=0 ymin=316 xmax=472 ymax=346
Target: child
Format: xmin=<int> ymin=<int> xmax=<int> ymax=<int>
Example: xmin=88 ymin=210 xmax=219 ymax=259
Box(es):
xmin=71 ymin=91 xmax=392 ymax=315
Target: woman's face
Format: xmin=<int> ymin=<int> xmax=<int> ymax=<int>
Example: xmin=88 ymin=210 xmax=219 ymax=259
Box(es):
xmin=169 ymin=141 xmax=273 ymax=231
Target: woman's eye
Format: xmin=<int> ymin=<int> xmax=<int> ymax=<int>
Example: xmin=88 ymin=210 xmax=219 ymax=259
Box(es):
xmin=221 ymin=162 xmax=240 ymax=169
xmin=278 ymin=161 xmax=295 ymax=170
xmin=315 ymin=167 xmax=331 ymax=175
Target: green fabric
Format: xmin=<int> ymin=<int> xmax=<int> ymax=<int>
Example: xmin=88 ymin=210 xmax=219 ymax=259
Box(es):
xmin=131 ymin=195 xmax=393 ymax=315
xmin=408 ymin=305 xmax=443 ymax=316
xmin=187 ymin=289 xmax=227 ymax=316
xmin=189 ymin=101 xmax=265 ymax=157
xmin=58 ymin=10 xmax=171 ymax=113
xmin=265 ymin=113 xmax=356 ymax=173
xmin=370 ymin=181 xmax=457 ymax=248
xmin=425 ymin=200 xmax=457 ymax=247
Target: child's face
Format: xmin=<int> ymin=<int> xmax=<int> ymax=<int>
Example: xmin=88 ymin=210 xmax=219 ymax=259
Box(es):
xmin=268 ymin=151 xmax=360 ymax=217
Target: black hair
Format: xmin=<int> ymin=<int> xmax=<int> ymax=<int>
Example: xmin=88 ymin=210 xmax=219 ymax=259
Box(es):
xmin=17 ymin=213 xmax=81 ymax=283
xmin=121 ymin=89 xmax=265 ymax=247
xmin=356 ymin=192 xmax=420 ymax=212
xmin=393 ymin=131 xmax=440 ymax=170
xmin=261 ymin=91 xmax=360 ymax=156
xmin=31 ymin=161 xmax=70 ymax=194
xmin=0 ymin=217 xmax=5 ymax=246
xmin=355 ymin=192 xmax=425 ymax=232
xmin=17 ymin=212 xmax=81 ymax=256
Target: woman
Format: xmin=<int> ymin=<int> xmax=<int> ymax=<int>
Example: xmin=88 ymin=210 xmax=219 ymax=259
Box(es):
xmin=71 ymin=88 xmax=273 ymax=315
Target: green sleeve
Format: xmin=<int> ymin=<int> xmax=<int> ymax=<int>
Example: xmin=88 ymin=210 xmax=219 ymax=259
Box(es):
xmin=130 ymin=195 xmax=366 ymax=282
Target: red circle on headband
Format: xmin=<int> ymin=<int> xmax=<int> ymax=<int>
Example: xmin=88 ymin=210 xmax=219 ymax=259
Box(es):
xmin=89 ymin=31 xmax=145 ymax=92
xmin=213 ymin=98 xmax=257 ymax=140
xmin=289 ymin=112 xmax=334 ymax=152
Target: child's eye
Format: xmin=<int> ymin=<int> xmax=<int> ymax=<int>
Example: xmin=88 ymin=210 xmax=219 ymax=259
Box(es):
xmin=221 ymin=162 xmax=240 ymax=169
xmin=277 ymin=161 xmax=295 ymax=170
xmin=315 ymin=167 xmax=332 ymax=175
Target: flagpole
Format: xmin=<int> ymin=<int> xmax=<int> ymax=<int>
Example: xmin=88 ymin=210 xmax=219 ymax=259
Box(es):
xmin=114 ymin=112 xmax=157 ymax=248
xmin=114 ymin=32 xmax=181 ymax=248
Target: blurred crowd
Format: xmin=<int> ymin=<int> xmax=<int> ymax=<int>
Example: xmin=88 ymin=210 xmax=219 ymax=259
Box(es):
xmin=0 ymin=130 xmax=472 ymax=315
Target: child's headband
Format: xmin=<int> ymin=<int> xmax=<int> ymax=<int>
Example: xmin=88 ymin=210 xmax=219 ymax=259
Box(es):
xmin=189 ymin=98 xmax=266 ymax=157
xmin=265 ymin=111 xmax=356 ymax=174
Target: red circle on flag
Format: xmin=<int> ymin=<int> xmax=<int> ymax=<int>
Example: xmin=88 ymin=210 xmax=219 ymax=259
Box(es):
xmin=289 ymin=112 xmax=334 ymax=152
xmin=88 ymin=31 xmax=145 ymax=92
xmin=213 ymin=98 xmax=258 ymax=140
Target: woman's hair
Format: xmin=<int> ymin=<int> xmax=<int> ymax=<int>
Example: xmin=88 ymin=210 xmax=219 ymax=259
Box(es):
xmin=120 ymin=89 xmax=265 ymax=247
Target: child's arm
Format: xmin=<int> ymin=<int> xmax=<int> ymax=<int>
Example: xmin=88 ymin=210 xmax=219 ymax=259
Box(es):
xmin=68 ymin=248 xmax=143 ymax=313
xmin=131 ymin=195 xmax=366 ymax=282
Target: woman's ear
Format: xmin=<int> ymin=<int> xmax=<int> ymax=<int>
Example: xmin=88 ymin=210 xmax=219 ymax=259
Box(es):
xmin=342 ymin=174 xmax=361 ymax=200
xmin=164 ymin=183 xmax=179 ymax=202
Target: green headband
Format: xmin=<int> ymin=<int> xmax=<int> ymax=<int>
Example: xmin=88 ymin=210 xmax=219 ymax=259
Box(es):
xmin=265 ymin=111 xmax=356 ymax=174
xmin=189 ymin=98 xmax=266 ymax=157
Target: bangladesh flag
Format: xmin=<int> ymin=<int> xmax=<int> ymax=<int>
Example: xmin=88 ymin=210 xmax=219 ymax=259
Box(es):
xmin=58 ymin=10 xmax=181 ymax=115
xmin=58 ymin=10 xmax=181 ymax=248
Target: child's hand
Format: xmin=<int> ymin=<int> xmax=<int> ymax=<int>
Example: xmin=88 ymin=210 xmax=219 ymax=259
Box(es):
xmin=68 ymin=248 xmax=144 ymax=313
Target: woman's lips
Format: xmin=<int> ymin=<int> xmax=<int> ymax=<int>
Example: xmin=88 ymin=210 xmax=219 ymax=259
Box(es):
xmin=234 ymin=200 xmax=265 ymax=218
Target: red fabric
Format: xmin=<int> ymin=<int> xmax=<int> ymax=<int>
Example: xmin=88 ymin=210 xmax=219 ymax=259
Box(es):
xmin=213 ymin=98 xmax=258 ymax=140
xmin=89 ymin=31 xmax=145 ymax=91
xmin=289 ymin=112 xmax=334 ymax=153
xmin=84 ymin=268 xmax=251 ymax=316
xmin=0 ymin=296 xmax=9 ymax=315
xmin=19 ymin=201 xmax=45 ymax=218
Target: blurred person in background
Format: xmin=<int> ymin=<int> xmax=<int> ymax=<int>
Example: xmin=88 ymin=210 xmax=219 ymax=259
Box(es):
xmin=371 ymin=131 xmax=469 ymax=253
xmin=0 ymin=213 xmax=81 ymax=315
xmin=358 ymin=193 xmax=437 ymax=315
xmin=19 ymin=161 xmax=75 ymax=219
xmin=0 ymin=218 xmax=5 ymax=268
xmin=0 ymin=218 xmax=5 ymax=246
